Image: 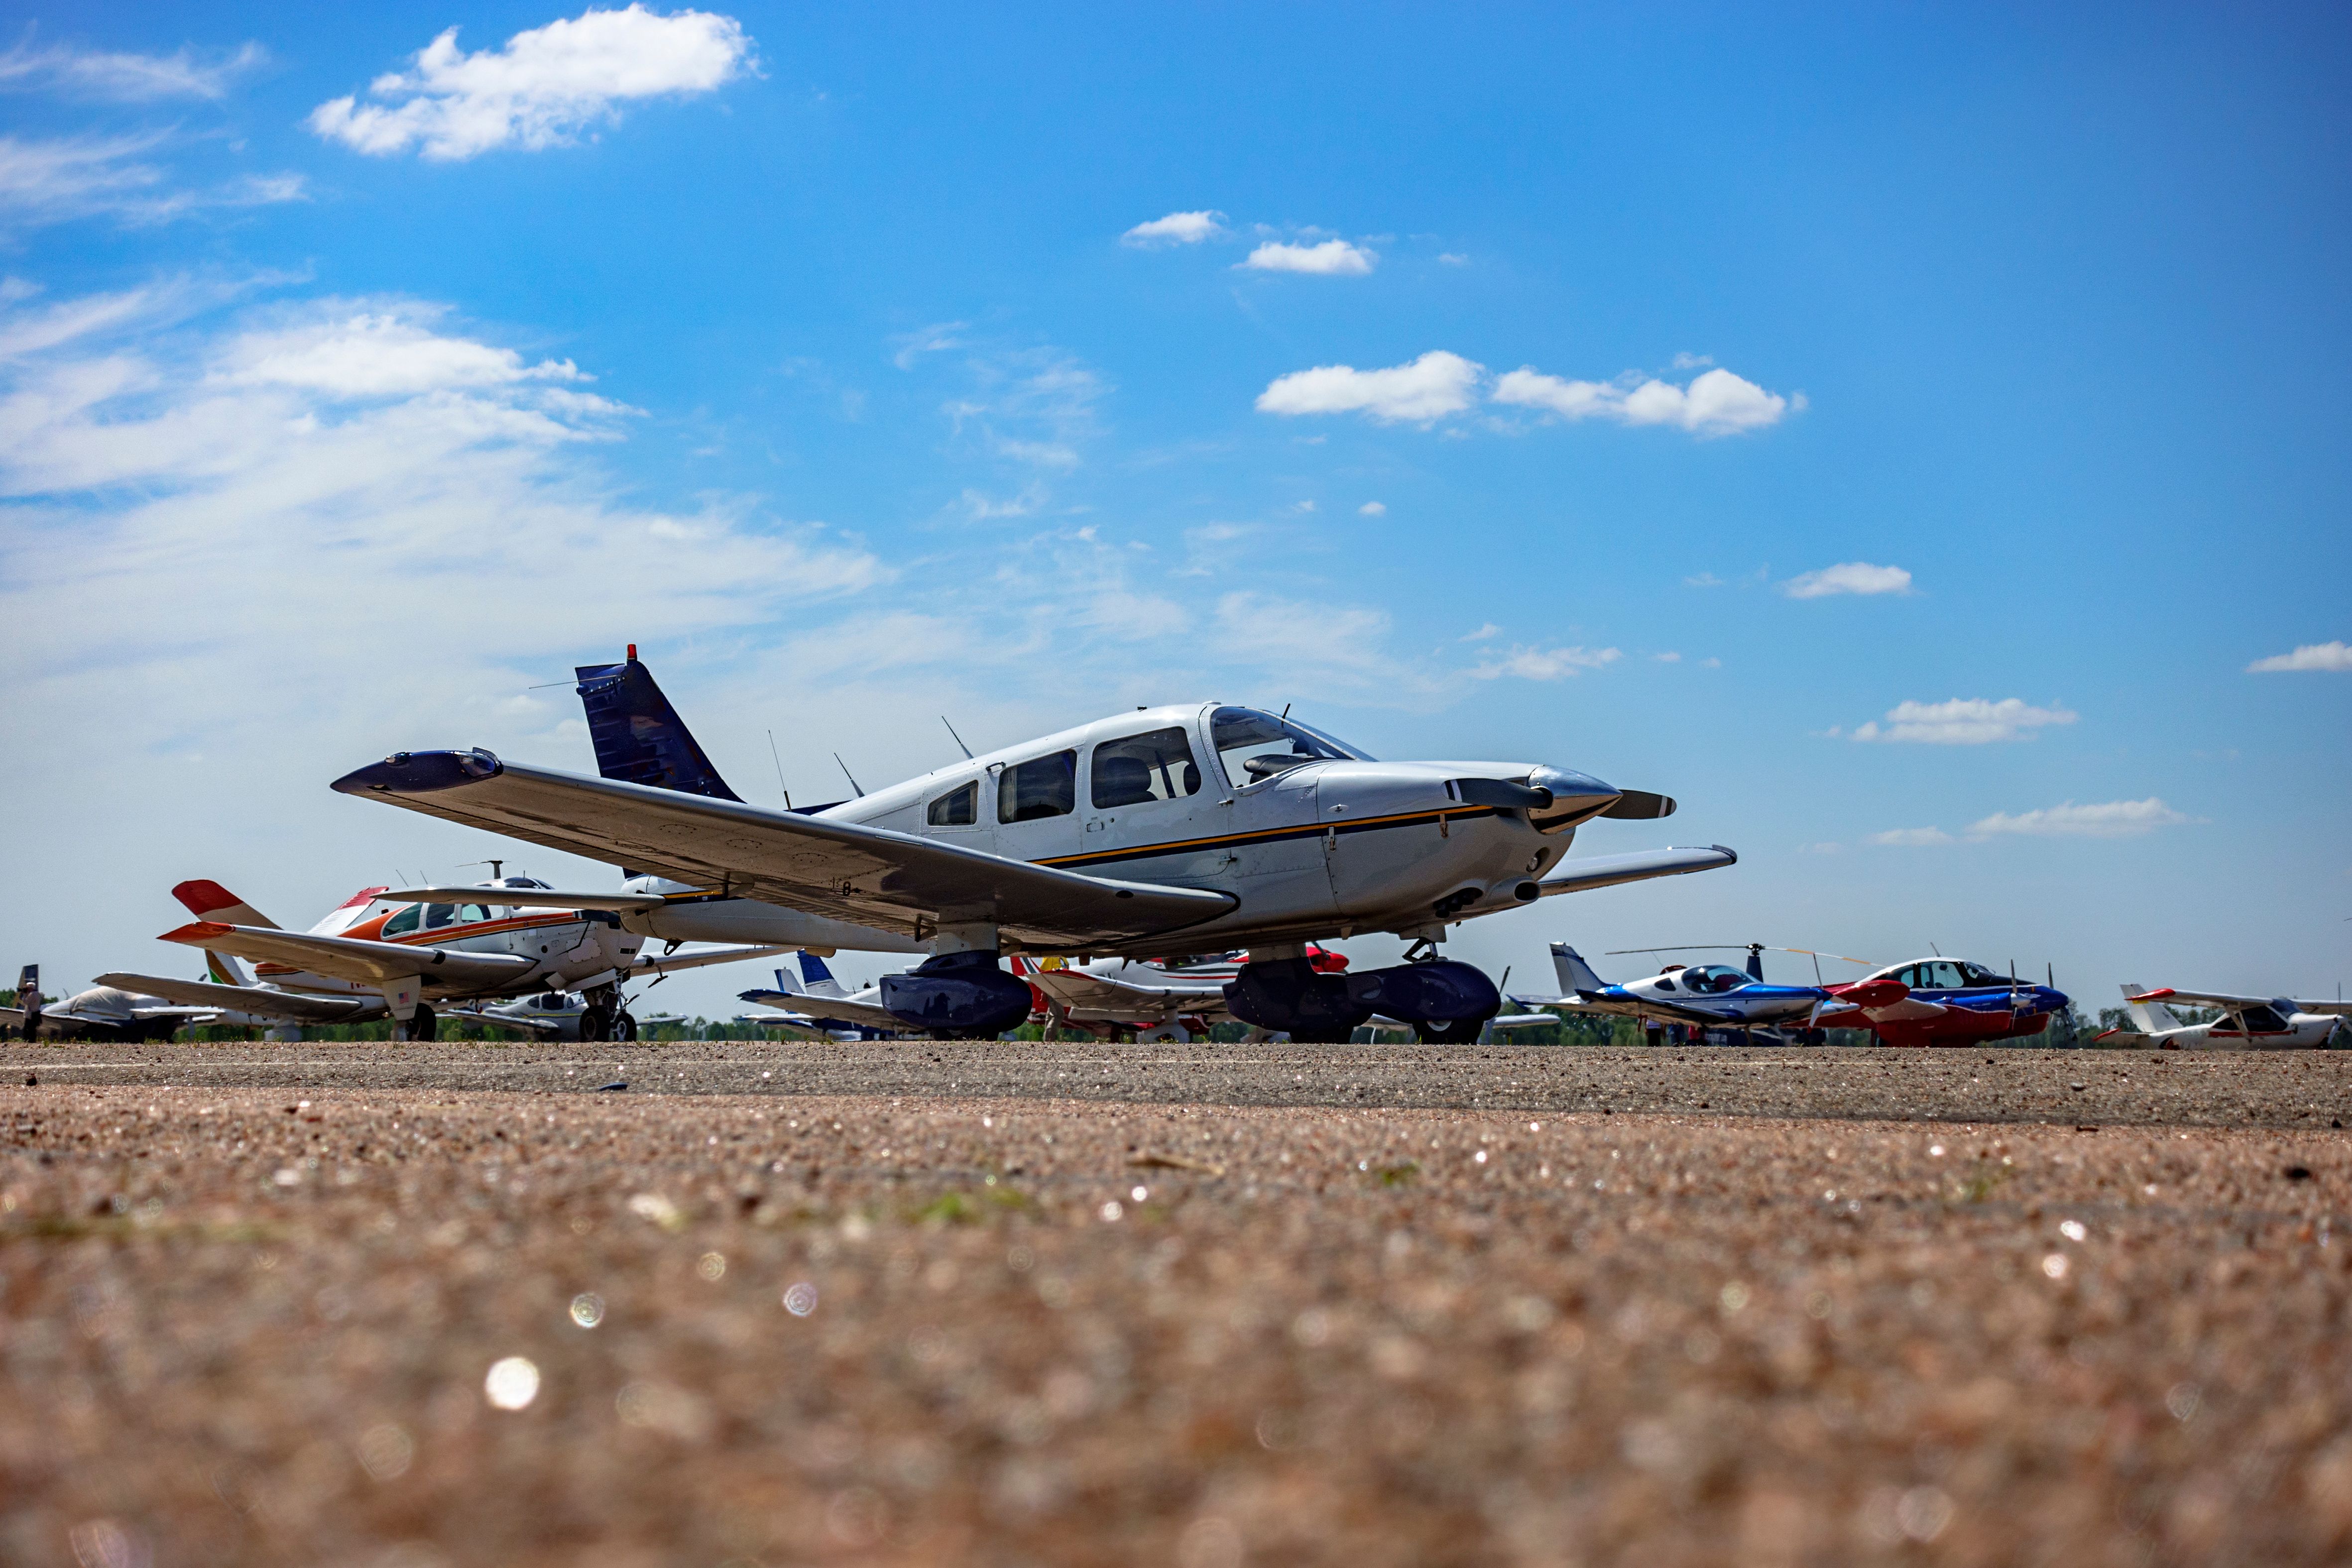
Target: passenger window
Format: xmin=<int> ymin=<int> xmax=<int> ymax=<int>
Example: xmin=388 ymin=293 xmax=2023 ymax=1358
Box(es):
xmin=999 ymin=750 xmax=1076 ymax=823
xmin=1926 ymin=961 xmax=1965 ymax=989
xmin=384 ymin=906 xmax=421 ymax=937
xmin=424 ymin=903 xmax=457 ymax=929
xmin=2241 ymin=1005 xmax=2286 ymax=1032
xmin=1091 ymin=726 xmax=1203 ymax=809
xmin=928 ymin=781 xmax=979 ymax=827
xmin=457 ymin=903 xmax=492 ymax=924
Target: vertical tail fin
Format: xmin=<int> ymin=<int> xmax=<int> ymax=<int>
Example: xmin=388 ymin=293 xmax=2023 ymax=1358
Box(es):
xmin=573 ymin=652 xmax=742 ymax=800
xmin=1550 ymin=943 xmax=1607 ymax=995
xmin=797 ymin=951 xmax=848 ymax=1000
xmin=205 ymin=951 xmax=251 ymax=987
xmin=771 ymin=965 xmax=804 ymax=998
xmin=2122 ymin=983 xmax=2186 ymax=1032
xmin=173 ymin=881 xmax=280 ymax=929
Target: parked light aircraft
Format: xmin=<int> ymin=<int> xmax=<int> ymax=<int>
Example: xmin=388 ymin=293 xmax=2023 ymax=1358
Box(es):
xmin=3 ymin=964 xmax=222 ymax=1041
xmin=127 ymin=878 xmax=784 ymax=1041
xmin=1822 ymin=958 xmax=2069 ymax=1047
xmin=737 ymin=954 xmax=904 ymax=1040
xmin=2097 ymin=984 xmax=2349 ymax=1049
xmin=1513 ymin=944 xmax=1906 ymax=1043
xmin=333 ymin=652 xmax=1736 ymax=1041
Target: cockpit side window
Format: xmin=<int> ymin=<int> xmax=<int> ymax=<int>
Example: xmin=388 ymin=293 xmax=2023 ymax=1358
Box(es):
xmin=458 ymin=904 xmax=492 ymax=924
xmin=384 ymin=906 xmax=422 ymax=937
xmin=424 ymin=903 xmax=458 ymax=930
xmin=2240 ymin=1004 xmax=2287 ymax=1032
xmin=1209 ymin=706 xmax=1370 ymax=790
xmin=999 ymin=751 xmax=1077 ymax=823
xmin=1960 ymin=962 xmax=2003 ymax=987
xmin=1091 ymin=727 xmax=1202 ymax=809
xmin=928 ymin=781 xmax=979 ymax=827
xmin=1923 ymin=961 xmax=1966 ymax=989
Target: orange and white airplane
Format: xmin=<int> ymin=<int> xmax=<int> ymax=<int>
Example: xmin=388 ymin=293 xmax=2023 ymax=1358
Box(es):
xmin=2099 ymin=983 xmax=2349 ymax=1050
xmin=101 ymin=878 xmax=784 ymax=1041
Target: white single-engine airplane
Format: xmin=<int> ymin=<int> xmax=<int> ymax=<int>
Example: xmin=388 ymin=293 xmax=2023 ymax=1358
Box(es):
xmin=2099 ymin=983 xmax=2350 ymax=1050
xmin=332 ymin=656 xmax=1737 ymax=1041
xmin=108 ymin=878 xmax=785 ymax=1041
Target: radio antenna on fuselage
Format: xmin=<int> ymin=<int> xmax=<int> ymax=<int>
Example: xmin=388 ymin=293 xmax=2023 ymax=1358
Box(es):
xmin=941 ymin=716 xmax=974 ymax=760
xmin=834 ymin=753 xmax=865 ymax=797
xmin=767 ymin=730 xmax=792 ymax=810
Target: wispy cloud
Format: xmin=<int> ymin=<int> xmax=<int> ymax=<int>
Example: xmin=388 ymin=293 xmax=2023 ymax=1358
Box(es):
xmin=1240 ymin=238 xmax=1376 ymax=275
xmin=0 ymin=133 xmax=305 ymax=228
xmin=1493 ymin=364 xmax=1796 ymax=435
xmin=1357 ymin=500 xmax=1385 ymax=517
xmin=1260 ymin=351 xmax=1800 ymax=436
xmin=1872 ymin=797 xmax=2193 ymax=846
xmin=1256 ymin=350 xmax=1482 ymax=424
xmin=1470 ymin=644 xmax=1622 ymax=680
xmin=1782 ymin=561 xmax=1912 ymax=598
xmin=1843 ymin=697 xmax=2076 ymax=745
xmin=1121 ymin=210 xmax=1224 ymax=246
xmin=2247 ymin=640 xmax=2352 ymax=673
xmin=309 ymin=5 xmax=756 ymax=161
xmin=1967 ymin=798 xmax=2192 ymax=839
xmin=0 ymin=36 xmax=266 ymax=101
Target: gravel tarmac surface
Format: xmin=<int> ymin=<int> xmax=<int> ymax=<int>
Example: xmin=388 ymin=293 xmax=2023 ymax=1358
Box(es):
xmin=5 ymin=1043 xmax=2352 ymax=1567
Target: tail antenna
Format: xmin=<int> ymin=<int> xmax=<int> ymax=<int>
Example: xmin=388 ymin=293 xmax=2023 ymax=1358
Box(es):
xmin=941 ymin=716 xmax=975 ymax=760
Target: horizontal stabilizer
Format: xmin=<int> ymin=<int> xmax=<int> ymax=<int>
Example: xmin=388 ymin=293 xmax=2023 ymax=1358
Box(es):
xmin=172 ymin=880 xmax=280 ymax=929
xmin=633 ymin=944 xmax=795 ymax=976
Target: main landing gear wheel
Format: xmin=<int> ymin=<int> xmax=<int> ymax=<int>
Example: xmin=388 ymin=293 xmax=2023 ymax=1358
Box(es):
xmin=579 ymin=1005 xmax=611 ymax=1042
xmin=396 ymin=1005 xmax=438 ymax=1043
xmin=615 ymin=1010 xmax=639 ymax=1042
xmin=1414 ymin=1017 xmax=1484 ymax=1045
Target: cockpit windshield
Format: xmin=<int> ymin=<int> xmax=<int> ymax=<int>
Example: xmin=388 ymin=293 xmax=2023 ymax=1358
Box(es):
xmin=1680 ymin=964 xmax=1753 ymax=995
xmin=1209 ymin=706 xmax=1373 ymax=787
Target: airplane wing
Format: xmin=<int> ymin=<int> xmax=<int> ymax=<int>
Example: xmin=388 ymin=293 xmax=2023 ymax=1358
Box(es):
xmin=736 ymin=988 xmax=906 ymax=1033
xmin=634 ymin=944 xmax=795 ymax=977
xmin=333 ymin=751 xmax=1238 ymax=951
xmin=1852 ymin=995 xmax=1948 ymax=1022
xmin=2127 ymin=986 xmax=2344 ymax=1015
xmin=93 ymin=974 xmax=378 ymax=1024
xmin=159 ymin=922 xmax=536 ymax=987
xmin=1537 ymin=845 xmax=1738 ymax=896
xmin=385 ymin=886 xmax=672 ymax=912
xmin=1028 ymin=967 xmax=1222 ymax=1019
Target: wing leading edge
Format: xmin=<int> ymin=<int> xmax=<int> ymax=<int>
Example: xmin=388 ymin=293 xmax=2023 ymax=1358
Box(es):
xmin=331 ymin=750 xmax=1237 ymax=951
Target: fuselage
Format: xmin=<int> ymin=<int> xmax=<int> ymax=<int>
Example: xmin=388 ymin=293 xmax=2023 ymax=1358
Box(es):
xmin=621 ymin=702 xmax=1616 ymax=957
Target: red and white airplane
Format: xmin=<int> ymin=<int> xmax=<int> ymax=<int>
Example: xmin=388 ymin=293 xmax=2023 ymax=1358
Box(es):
xmin=2100 ymin=984 xmax=2349 ymax=1049
xmin=100 ymin=878 xmax=784 ymax=1041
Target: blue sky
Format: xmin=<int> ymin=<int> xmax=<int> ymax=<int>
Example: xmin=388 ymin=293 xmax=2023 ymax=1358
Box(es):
xmin=3 ymin=2 xmax=2347 ymax=1018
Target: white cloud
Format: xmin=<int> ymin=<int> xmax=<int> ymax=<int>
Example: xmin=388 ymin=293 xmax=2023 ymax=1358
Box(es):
xmin=1652 ymin=651 xmax=1681 ymax=663
xmin=0 ymin=38 xmax=266 ymax=101
xmin=1240 ymin=239 xmax=1376 ymax=275
xmin=1683 ymin=571 xmax=1724 ymax=588
xmin=1781 ymin=561 xmax=1912 ymax=599
xmin=1493 ymin=364 xmax=1794 ymax=435
xmin=2247 ymin=640 xmax=2352 ymax=673
xmin=1470 ymin=644 xmax=1622 ymax=680
xmin=1966 ymin=799 xmax=2192 ymax=840
xmin=1460 ymin=622 xmax=1502 ymax=643
xmin=1122 ymin=210 xmax=1224 ymax=246
xmin=1848 ymin=697 xmax=2077 ymax=745
xmin=0 ymin=133 xmax=306 ymax=227
xmin=211 ymin=309 xmax=590 ymax=398
xmin=1437 ymin=252 xmax=1469 ymax=266
xmin=1256 ymin=350 xmax=1481 ymax=424
xmin=890 ymin=321 xmax=965 ymax=369
xmin=1871 ymin=827 xmax=1955 ymax=847
xmin=308 ymin=4 xmax=755 ymax=161
xmin=1358 ymin=501 xmax=1385 ymax=516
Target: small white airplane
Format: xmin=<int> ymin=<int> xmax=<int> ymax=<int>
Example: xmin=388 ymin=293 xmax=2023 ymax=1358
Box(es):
xmin=737 ymin=954 xmax=905 ymax=1039
xmin=3 ymin=963 xmax=223 ymax=1041
xmin=113 ymin=878 xmax=786 ymax=1041
xmin=1507 ymin=943 xmax=1911 ymax=1044
xmin=334 ymin=652 xmax=1736 ymax=1041
xmin=2100 ymin=983 xmax=2349 ymax=1050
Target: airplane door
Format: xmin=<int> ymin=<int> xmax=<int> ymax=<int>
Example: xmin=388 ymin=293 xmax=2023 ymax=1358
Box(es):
xmin=1223 ymin=766 xmax=1337 ymax=919
xmin=1077 ymin=723 xmax=1222 ymax=886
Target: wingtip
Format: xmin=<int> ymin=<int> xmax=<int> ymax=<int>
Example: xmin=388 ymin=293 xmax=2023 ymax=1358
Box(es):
xmin=160 ymin=921 xmax=233 ymax=944
xmin=331 ymin=748 xmax=504 ymax=796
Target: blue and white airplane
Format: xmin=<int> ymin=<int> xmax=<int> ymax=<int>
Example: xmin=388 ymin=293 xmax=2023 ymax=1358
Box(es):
xmin=1510 ymin=943 xmax=1910 ymax=1043
xmin=737 ymin=954 xmax=904 ymax=1040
